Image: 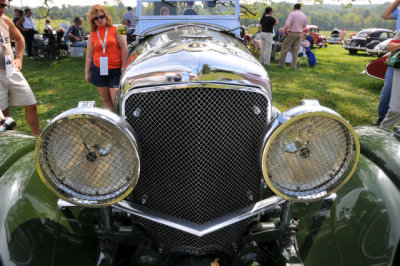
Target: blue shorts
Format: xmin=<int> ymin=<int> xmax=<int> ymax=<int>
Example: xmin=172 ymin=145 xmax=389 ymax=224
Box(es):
xmin=90 ymin=62 xmax=121 ymax=88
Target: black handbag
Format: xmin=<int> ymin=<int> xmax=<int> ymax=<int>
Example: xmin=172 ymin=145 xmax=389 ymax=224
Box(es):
xmin=385 ymin=49 xmax=400 ymax=68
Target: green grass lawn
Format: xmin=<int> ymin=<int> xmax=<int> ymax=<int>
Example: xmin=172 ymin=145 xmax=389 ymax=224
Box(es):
xmin=9 ymin=56 xmax=102 ymax=133
xmin=8 ymin=43 xmax=383 ymax=134
xmin=267 ymin=44 xmax=383 ymax=126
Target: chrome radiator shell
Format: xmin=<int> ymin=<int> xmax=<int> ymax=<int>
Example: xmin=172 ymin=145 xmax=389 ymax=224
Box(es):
xmin=117 ymin=24 xmax=273 ymax=255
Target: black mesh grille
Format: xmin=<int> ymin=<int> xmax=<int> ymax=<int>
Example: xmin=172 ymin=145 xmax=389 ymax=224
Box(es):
xmin=124 ymin=87 xmax=268 ymax=224
xmin=134 ymin=216 xmax=255 ymax=256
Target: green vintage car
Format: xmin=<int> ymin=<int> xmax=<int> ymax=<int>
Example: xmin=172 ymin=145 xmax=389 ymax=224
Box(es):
xmin=1 ymin=1 xmax=400 ymax=265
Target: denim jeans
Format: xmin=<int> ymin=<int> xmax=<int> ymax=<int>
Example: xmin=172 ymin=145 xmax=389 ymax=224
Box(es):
xmin=378 ymin=66 xmax=394 ymax=119
xmin=72 ymin=40 xmax=87 ymax=48
xmin=381 ymin=68 xmax=400 ymax=129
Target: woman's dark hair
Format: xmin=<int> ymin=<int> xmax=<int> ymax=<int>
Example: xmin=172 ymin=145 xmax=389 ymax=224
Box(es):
xmin=265 ymin=7 xmax=272 ymax=14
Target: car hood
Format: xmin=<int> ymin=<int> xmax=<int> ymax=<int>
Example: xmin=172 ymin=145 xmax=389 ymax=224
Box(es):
xmin=119 ymin=24 xmax=271 ymax=99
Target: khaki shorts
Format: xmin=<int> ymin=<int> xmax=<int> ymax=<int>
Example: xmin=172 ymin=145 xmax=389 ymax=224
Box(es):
xmin=0 ymin=67 xmax=37 ymax=110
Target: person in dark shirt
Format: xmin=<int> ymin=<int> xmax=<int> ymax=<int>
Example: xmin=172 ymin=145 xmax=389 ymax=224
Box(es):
xmin=259 ymin=7 xmax=278 ymax=65
xmin=66 ymin=16 xmax=87 ymax=47
xmin=11 ymin=9 xmax=23 ymax=47
xmin=271 ymin=27 xmax=286 ymax=60
xmin=183 ymin=1 xmax=197 ymax=15
xmin=12 ymin=9 xmax=23 ymax=26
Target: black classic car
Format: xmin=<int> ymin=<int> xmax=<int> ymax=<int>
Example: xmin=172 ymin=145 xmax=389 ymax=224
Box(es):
xmin=344 ymin=28 xmax=395 ymax=54
xmin=1 ymin=1 xmax=400 ymax=266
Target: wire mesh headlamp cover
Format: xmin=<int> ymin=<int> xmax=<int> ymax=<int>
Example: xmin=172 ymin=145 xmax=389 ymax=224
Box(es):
xmin=36 ymin=108 xmax=140 ymax=207
xmin=262 ymin=110 xmax=359 ymax=202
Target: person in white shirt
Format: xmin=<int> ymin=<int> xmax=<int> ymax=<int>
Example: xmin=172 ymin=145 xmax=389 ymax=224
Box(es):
xmin=44 ymin=19 xmax=53 ymax=33
xmin=17 ymin=8 xmax=35 ymax=57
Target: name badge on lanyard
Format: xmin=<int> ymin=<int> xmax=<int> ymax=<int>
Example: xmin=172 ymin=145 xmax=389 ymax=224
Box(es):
xmin=97 ymin=27 xmax=109 ymax=76
xmin=5 ymin=55 xmax=12 ymax=78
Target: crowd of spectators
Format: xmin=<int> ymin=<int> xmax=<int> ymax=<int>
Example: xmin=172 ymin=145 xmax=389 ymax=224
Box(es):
xmin=1 ymin=2 xmax=137 ymax=135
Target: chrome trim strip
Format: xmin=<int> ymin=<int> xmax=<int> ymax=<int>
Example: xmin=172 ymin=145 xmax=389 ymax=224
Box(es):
xmin=113 ymin=196 xmax=286 ymax=237
xmin=58 ymin=199 xmax=76 ymax=208
xmin=345 ymin=46 xmax=367 ymax=51
xmin=361 ymin=69 xmax=385 ymax=81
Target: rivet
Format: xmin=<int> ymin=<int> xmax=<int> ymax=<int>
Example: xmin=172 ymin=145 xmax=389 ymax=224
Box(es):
xmin=133 ymin=108 xmax=141 ymax=117
xmin=141 ymin=194 xmax=148 ymax=205
xmin=247 ymin=191 xmax=254 ymax=201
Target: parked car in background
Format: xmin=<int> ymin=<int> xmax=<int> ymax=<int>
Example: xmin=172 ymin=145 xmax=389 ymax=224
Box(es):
xmin=345 ymin=28 xmax=394 ymax=55
xmin=367 ymin=38 xmax=392 ymax=57
xmin=327 ymin=28 xmax=340 ymax=44
xmin=303 ymin=25 xmax=326 ymax=47
xmin=1 ymin=1 xmax=400 ymax=266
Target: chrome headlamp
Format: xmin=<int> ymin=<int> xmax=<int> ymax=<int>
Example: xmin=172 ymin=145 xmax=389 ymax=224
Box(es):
xmin=261 ymin=104 xmax=360 ymax=202
xmin=36 ymin=107 xmax=140 ymax=207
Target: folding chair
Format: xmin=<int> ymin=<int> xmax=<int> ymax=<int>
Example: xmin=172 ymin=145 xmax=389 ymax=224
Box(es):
xmin=297 ymin=46 xmax=308 ymax=66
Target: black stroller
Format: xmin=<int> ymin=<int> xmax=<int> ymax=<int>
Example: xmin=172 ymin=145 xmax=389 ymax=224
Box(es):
xmin=56 ymin=30 xmax=69 ymax=58
xmin=32 ymin=29 xmax=67 ymax=60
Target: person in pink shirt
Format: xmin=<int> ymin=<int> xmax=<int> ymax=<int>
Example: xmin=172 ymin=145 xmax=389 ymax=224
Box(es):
xmin=278 ymin=3 xmax=307 ymax=68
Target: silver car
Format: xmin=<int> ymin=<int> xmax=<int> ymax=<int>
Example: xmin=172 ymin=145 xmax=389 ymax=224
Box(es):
xmin=366 ymin=38 xmax=392 ymax=57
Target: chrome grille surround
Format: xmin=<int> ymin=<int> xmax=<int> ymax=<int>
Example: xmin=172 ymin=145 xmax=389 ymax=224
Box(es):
xmin=120 ymin=84 xmax=272 ymax=254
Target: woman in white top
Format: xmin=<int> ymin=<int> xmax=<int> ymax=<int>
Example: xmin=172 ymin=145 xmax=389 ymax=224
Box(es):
xmin=16 ymin=8 xmax=35 ymax=57
xmin=44 ymin=19 xmax=53 ymax=33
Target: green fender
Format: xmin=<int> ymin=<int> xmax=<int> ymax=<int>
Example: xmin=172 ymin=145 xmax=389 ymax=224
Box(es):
xmin=295 ymin=126 xmax=400 ymax=266
xmin=0 ymin=131 xmax=36 ymax=177
xmin=0 ymin=132 xmax=99 ymax=266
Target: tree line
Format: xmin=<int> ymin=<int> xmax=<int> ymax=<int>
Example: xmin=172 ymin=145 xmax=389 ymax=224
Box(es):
xmin=242 ymin=1 xmax=396 ymax=31
xmin=4 ymin=1 xmax=397 ymax=34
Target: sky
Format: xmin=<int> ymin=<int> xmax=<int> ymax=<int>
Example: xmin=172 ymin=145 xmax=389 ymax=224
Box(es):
xmin=11 ymin=0 xmax=391 ymax=8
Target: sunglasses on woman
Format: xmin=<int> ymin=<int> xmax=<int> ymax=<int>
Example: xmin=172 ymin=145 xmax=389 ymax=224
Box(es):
xmin=93 ymin=15 xmax=106 ymax=21
xmin=0 ymin=3 xmax=8 ymax=8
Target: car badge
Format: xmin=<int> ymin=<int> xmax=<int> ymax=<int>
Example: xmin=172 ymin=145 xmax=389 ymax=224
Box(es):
xmin=167 ymin=41 xmax=228 ymax=54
